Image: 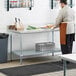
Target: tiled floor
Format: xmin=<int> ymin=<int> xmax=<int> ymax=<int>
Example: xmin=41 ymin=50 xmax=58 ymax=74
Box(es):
xmin=0 ymin=56 xmax=76 ymax=76
xmin=0 ymin=56 xmax=60 ymax=69
xmin=0 ymin=72 xmax=6 ymax=76
xmin=32 ymin=69 xmax=76 ymax=76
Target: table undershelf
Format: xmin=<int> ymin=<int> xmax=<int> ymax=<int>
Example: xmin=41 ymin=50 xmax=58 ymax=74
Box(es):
xmin=13 ymin=48 xmax=61 ymax=57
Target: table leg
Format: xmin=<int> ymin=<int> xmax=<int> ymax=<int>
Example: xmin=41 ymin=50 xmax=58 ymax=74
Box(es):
xmin=20 ymin=55 xmax=22 ymax=64
xmin=10 ymin=34 xmax=12 ymax=61
xmin=63 ymin=60 xmax=67 ymax=76
xmin=20 ymin=34 xmax=23 ymax=64
xmin=52 ymin=30 xmax=54 ymax=56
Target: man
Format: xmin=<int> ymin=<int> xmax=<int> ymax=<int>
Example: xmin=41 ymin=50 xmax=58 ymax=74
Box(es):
xmin=52 ymin=0 xmax=75 ymax=54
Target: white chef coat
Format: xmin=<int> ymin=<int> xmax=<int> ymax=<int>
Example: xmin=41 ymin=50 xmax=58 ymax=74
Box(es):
xmin=55 ymin=5 xmax=75 ymax=34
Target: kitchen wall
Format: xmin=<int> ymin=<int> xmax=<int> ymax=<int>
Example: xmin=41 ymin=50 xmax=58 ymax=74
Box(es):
xmin=0 ymin=0 xmax=59 ymax=27
xmin=0 ymin=0 xmax=76 ymax=60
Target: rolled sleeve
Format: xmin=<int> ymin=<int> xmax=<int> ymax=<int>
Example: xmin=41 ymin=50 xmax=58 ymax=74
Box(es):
xmin=55 ymin=10 xmax=63 ymax=28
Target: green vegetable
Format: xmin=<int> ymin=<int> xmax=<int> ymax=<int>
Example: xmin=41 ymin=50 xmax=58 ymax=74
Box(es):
xmin=26 ymin=28 xmax=32 ymax=30
xmin=28 ymin=25 xmax=37 ymax=29
xmin=26 ymin=25 xmax=39 ymax=30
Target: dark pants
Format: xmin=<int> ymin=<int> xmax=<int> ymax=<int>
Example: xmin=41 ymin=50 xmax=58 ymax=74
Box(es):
xmin=61 ymin=33 xmax=75 ymax=54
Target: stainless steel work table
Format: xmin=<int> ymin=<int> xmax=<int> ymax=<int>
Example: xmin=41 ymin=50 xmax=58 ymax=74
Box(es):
xmin=9 ymin=29 xmax=60 ymax=64
xmin=58 ymin=54 xmax=76 ymax=76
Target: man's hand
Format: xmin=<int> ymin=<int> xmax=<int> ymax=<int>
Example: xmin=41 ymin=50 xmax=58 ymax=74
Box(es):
xmin=51 ymin=26 xmax=56 ymax=30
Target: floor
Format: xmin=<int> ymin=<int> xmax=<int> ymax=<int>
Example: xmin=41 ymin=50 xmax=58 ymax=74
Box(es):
xmin=0 ymin=56 xmax=60 ymax=69
xmin=0 ymin=56 xmax=76 ymax=76
xmin=32 ymin=69 xmax=76 ymax=76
